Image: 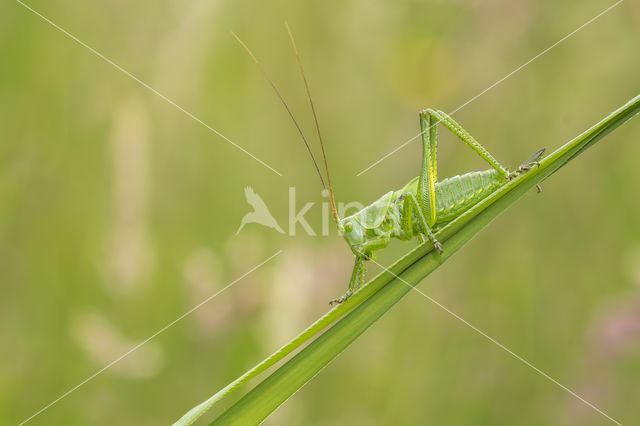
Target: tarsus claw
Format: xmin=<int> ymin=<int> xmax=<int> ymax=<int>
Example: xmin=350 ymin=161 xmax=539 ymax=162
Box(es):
xmin=330 ymin=290 xmax=353 ymax=306
xmin=434 ymin=241 xmax=444 ymax=254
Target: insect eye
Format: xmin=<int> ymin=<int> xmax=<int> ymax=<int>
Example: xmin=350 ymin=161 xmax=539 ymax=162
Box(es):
xmin=344 ymin=222 xmax=353 ymax=232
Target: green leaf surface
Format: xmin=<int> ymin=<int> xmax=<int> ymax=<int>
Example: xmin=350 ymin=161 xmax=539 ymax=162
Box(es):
xmin=175 ymin=94 xmax=640 ymax=426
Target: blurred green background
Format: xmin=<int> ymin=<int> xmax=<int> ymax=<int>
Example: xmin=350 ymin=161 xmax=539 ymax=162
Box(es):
xmin=2 ymin=0 xmax=640 ymax=424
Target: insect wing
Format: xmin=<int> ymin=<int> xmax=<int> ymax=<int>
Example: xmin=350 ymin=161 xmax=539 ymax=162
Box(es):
xmin=355 ymin=191 xmax=393 ymax=229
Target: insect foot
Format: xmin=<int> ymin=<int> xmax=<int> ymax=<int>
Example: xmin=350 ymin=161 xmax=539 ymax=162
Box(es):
xmin=516 ymin=161 xmax=540 ymax=175
xmin=329 ymin=290 xmax=353 ymax=306
xmin=424 ymin=234 xmax=444 ymax=254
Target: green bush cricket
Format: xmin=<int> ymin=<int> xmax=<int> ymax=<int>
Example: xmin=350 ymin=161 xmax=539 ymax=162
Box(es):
xmin=235 ymin=25 xmax=545 ymax=304
xmin=333 ymin=113 xmax=544 ymax=304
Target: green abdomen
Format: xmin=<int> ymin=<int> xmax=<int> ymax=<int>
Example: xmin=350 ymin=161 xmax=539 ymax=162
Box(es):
xmin=434 ymin=169 xmax=503 ymax=224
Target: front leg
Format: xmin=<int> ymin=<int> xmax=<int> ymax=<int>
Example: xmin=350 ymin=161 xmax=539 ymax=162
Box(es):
xmin=330 ymin=238 xmax=390 ymax=305
xmin=330 ymin=256 xmax=364 ymax=305
xmin=401 ymin=192 xmax=443 ymax=253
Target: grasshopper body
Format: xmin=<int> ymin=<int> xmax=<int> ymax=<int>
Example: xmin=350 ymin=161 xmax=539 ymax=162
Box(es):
xmin=339 ymin=169 xmax=502 ymax=254
xmin=332 ymin=109 xmax=544 ymax=304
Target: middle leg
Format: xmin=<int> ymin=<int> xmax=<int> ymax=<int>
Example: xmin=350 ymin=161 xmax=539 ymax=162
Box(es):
xmin=401 ymin=192 xmax=443 ymax=253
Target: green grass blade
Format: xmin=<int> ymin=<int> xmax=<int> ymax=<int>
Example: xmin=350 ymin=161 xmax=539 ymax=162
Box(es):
xmin=175 ymin=94 xmax=640 ymax=426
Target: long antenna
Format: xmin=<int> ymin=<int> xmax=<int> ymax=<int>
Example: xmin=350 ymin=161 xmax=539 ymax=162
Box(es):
xmin=231 ymin=32 xmax=328 ymax=194
xmin=285 ymin=22 xmax=339 ymax=223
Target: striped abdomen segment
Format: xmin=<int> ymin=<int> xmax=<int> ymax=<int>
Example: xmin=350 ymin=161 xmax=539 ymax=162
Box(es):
xmin=434 ymin=169 xmax=504 ymax=224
